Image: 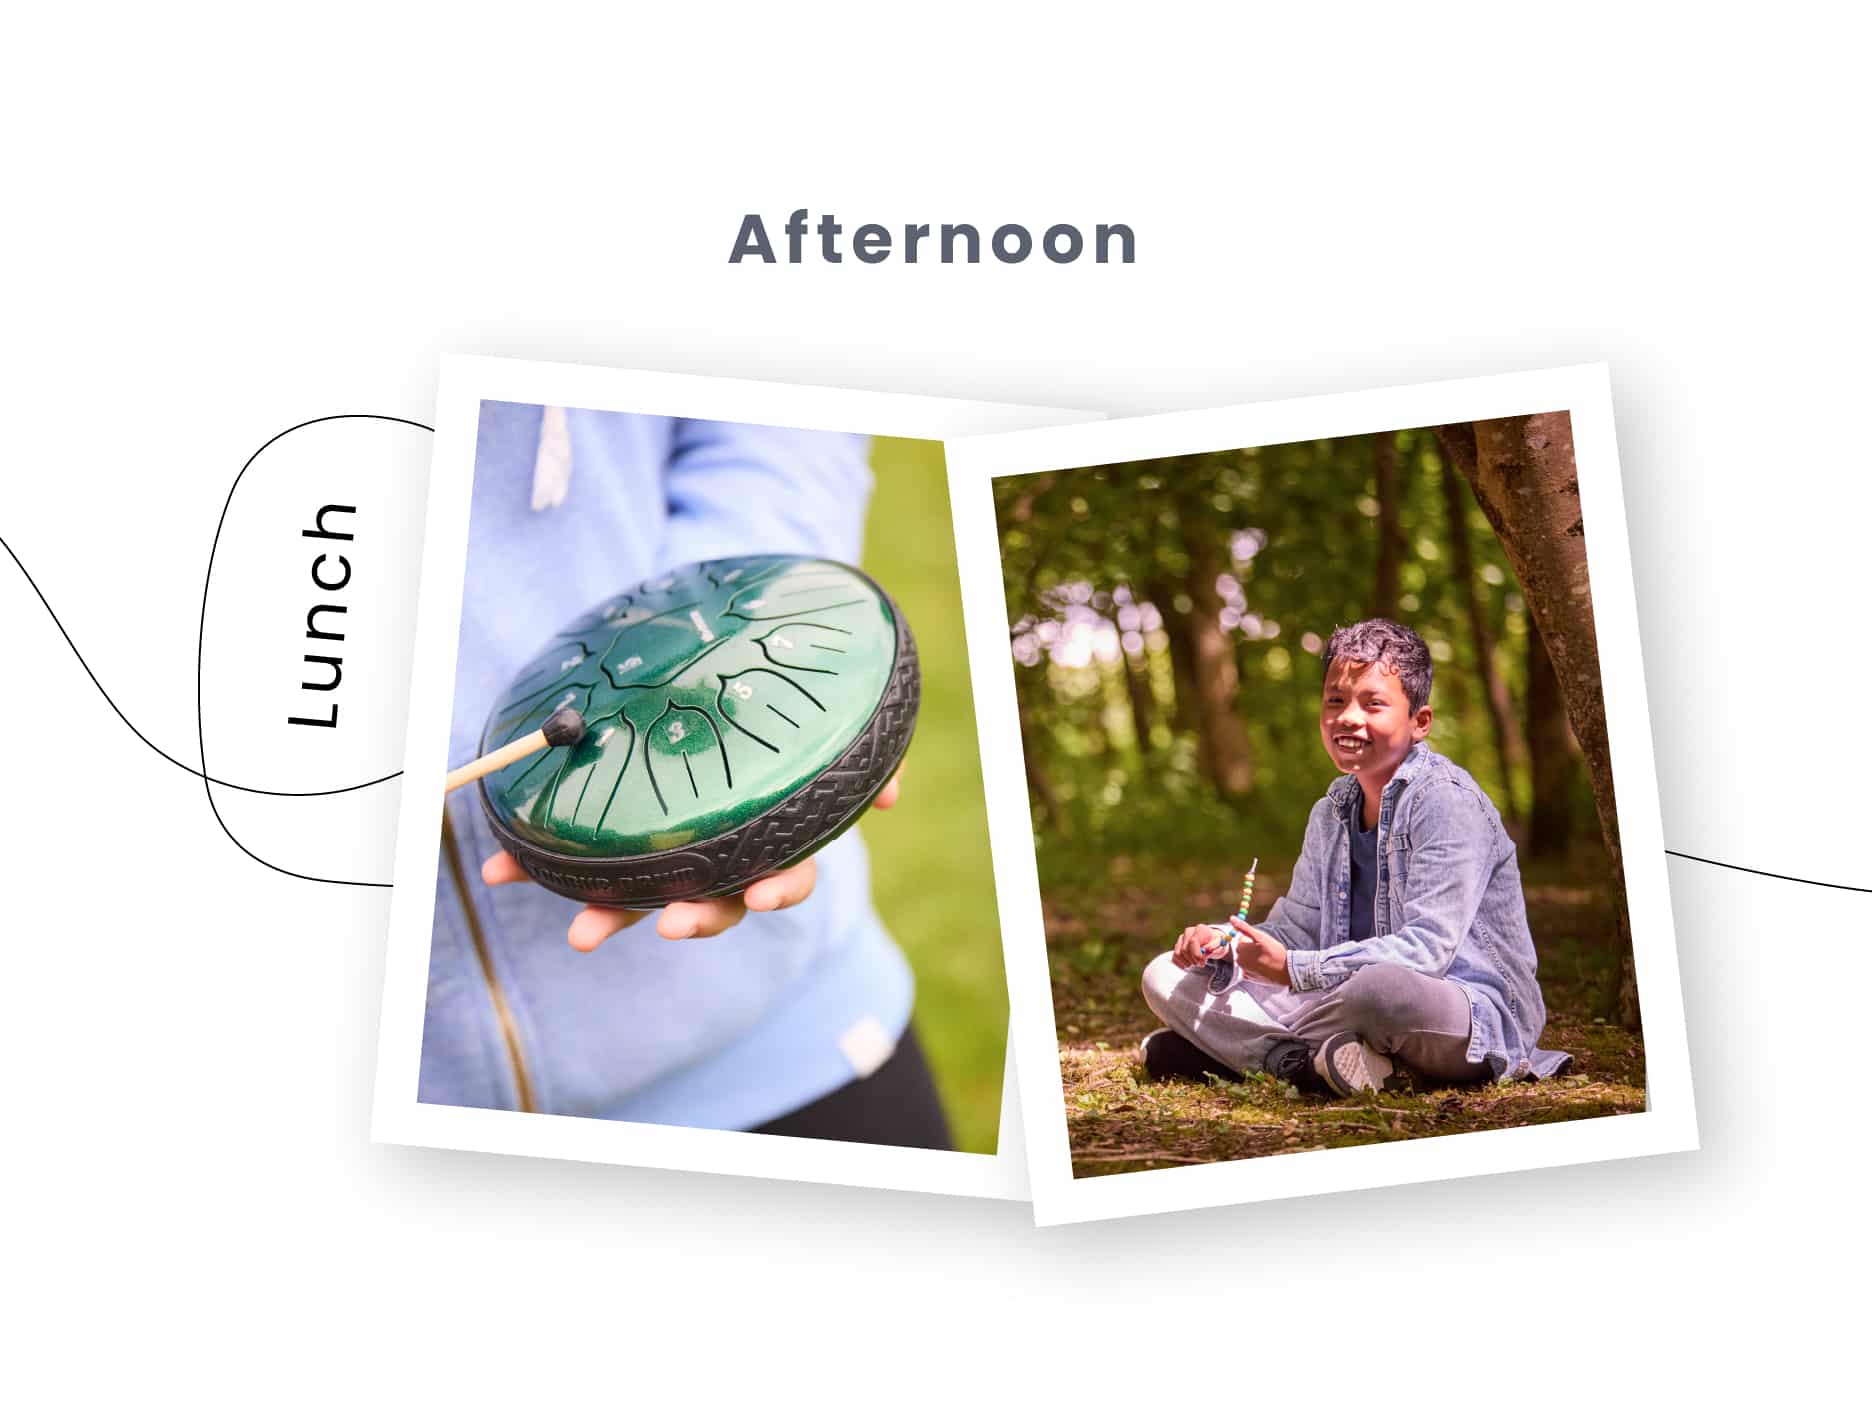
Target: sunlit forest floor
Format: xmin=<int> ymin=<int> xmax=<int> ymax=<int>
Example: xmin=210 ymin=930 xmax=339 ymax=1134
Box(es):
xmin=1044 ymin=853 xmax=1645 ymax=1176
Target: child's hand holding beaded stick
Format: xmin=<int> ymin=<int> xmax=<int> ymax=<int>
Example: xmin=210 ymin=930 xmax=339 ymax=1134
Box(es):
xmin=1227 ymin=915 xmax=1291 ymax=986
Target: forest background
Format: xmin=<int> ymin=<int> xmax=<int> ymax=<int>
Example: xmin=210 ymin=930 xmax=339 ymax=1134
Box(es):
xmin=993 ymin=415 xmax=1649 ymax=1173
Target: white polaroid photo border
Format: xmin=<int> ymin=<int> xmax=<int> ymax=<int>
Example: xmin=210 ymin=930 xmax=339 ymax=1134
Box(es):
xmin=370 ymin=354 xmax=1098 ymax=1200
xmin=944 ymin=365 xmax=1697 ymax=1225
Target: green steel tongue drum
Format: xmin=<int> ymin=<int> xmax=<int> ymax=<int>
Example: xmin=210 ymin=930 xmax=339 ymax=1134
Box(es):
xmin=477 ymin=555 xmax=919 ymax=908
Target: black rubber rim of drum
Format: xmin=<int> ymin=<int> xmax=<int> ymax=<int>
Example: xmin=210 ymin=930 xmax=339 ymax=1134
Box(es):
xmin=480 ymin=573 xmax=920 ymax=909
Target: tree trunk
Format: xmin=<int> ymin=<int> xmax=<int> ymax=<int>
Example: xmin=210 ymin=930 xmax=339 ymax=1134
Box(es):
xmin=1120 ymin=649 xmax=1154 ymax=753
xmin=1097 ymin=590 xmax=1155 ymax=754
xmin=1439 ymin=416 xmax=1640 ymax=1029
xmin=1013 ymin=658 xmax=1063 ymax=834
xmin=1369 ymin=431 xmax=1404 ymax=619
xmin=1525 ymin=611 xmax=1580 ymax=858
xmin=1181 ymin=531 xmax=1255 ymax=798
xmin=1439 ymin=456 xmax=1529 ymax=830
xmin=1150 ymin=574 xmax=1205 ymax=765
xmin=1020 ymin=711 xmax=1063 ymax=834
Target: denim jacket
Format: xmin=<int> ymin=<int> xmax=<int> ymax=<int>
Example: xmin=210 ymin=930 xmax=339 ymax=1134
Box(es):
xmin=1257 ymin=742 xmax=1571 ymax=1080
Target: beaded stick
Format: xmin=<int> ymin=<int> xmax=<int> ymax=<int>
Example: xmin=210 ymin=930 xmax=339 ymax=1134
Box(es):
xmin=1202 ymin=857 xmax=1258 ymax=962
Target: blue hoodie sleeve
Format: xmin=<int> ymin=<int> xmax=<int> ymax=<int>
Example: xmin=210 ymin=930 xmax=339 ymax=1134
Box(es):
xmin=656 ymin=420 xmax=873 ymax=571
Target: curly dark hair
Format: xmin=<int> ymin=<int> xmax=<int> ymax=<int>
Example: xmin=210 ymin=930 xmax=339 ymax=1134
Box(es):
xmin=1321 ymin=618 xmax=1433 ymax=712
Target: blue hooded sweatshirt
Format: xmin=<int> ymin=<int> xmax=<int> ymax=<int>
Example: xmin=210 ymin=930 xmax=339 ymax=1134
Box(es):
xmin=419 ymin=402 xmax=912 ymax=1126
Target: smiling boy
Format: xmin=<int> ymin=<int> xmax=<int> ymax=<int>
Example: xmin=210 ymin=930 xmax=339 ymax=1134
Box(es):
xmin=1139 ymin=619 xmax=1571 ymax=1096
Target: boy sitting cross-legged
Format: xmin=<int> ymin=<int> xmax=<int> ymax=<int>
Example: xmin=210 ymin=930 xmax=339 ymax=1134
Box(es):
xmin=1139 ymin=619 xmax=1572 ymax=1097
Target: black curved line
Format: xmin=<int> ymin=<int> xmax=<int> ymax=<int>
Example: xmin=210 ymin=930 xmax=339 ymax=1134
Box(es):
xmin=752 ymin=621 xmax=851 ymax=676
xmin=663 ymin=700 xmax=733 ymax=789
xmin=1665 ymin=850 xmax=1871 ymax=895
xmin=696 ymin=704 xmax=732 ymax=789
xmin=20 ymin=437 xmax=1869 ymax=903
xmin=196 ymin=413 xmax=433 ymax=889
xmin=571 ymin=752 xmax=601 ymax=821
xmin=634 ymin=598 xmax=714 ymax=626
xmin=713 ymin=557 xmax=800 ymax=592
xmin=714 ymin=678 xmax=778 ymax=754
xmin=643 ymin=745 xmax=668 ymax=816
xmin=640 ymin=702 xmax=692 ymax=817
xmin=742 ymin=666 xmax=828 ymax=712
xmin=599 ymin=627 xmax=735 ymax=689
xmin=721 ymin=576 xmax=851 ymax=616
xmin=553 ymin=593 xmax=640 ymax=638
xmin=505 ymin=743 xmax=560 ymax=792
xmin=756 ymin=584 xmax=853 ymax=605
xmin=495 ymin=683 xmax=594 ymax=748
xmin=584 ymin=591 xmax=719 ymax=645
xmin=754 ymin=638 xmax=837 ymax=675
xmin=495 ymin=668 xmax=592 ymax=722
xmin=641 ymin=700 xmax=735 ymax=813
xmin=538 ymin=748 xmax=577 ymax=823
xmin=1 ymin=530 xmax=404 ymax=798
xmin=594 ymin=721 xmax=639 ymax=831
xmin=756 ymin=622 xmax=853 ymax=638
xmin=627 ymin=646 xmax=739 ymax=689
xmin=506 ymin=640 xmax=591 ymax=695
xmin=725 ymin=599 xmax=866 ymax=623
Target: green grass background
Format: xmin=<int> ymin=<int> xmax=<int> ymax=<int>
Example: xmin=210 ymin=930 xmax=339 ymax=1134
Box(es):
xmin=857 ymin=436 xmax=1007 ymax=1154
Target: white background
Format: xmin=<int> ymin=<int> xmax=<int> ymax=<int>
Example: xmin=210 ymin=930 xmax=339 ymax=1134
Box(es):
xmin=0 ymin=6 xmax=1863 ymax=1398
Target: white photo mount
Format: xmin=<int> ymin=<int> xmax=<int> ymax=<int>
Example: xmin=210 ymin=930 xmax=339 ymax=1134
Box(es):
xmin=370 ymin=353 xmax=1099 ymax=1200
xmin=943 ymin=365 xmax=1697 ymax=1225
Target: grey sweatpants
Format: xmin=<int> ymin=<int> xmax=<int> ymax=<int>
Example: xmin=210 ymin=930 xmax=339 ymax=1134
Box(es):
xmin=1139 ymin=953 xmax=1487 ymax=1084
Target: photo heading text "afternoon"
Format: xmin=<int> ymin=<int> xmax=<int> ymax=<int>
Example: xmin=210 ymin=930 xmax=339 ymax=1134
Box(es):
xmin=730 ymin=211 xmax=1134 ymax=265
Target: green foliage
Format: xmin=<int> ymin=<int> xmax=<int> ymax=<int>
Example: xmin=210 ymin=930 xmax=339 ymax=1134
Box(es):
xmin=859 ymin=436 xmax=1006 ymax=1155
xmin=996 ymin=431 xmax=1597 ymax=860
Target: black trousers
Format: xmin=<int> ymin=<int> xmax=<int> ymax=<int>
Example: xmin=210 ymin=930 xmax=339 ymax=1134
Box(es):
xmin=750 ymin=1024 xmax=954 ymax=1150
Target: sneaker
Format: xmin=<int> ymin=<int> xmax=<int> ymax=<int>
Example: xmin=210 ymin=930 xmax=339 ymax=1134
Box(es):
xmin=1204 ymin=949 xmax=1236 ymax=994
xmin=1314 ymin=1031 xmax=1398 ymax=1096
xmin=1140 ymin=1028 xmax=1242 ymax=1083
xmin=1263 ymin=1038 xmax=1330 ymax=1096
xmin=1138 ymin=1028 xmax=1165 ymax=1070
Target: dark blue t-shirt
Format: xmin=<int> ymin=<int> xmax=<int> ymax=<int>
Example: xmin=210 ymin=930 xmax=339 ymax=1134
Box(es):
xmin=1349 ymin=804 xmax=1378 ymax=944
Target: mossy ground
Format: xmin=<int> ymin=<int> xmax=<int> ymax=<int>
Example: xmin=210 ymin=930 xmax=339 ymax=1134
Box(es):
xmin=1045 ymin=853 xmax=1645 ymax=1176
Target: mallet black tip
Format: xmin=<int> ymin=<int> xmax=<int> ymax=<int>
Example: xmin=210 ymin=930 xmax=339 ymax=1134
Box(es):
xmin=542 ymin=706 xmax=587 ymax=748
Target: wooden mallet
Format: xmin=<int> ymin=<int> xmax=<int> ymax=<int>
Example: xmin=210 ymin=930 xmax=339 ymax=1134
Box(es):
xmin=444 ymin=705 xmax=587 ymax=794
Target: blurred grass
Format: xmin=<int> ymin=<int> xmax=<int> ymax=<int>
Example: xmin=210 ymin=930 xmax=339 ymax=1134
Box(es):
xmin=857 ymin=436 xmax=1007 ymax=1154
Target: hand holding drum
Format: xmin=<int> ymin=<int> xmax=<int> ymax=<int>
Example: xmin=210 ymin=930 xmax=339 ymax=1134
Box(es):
xmin=442 ymin=555 xmax=919 ymax=948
